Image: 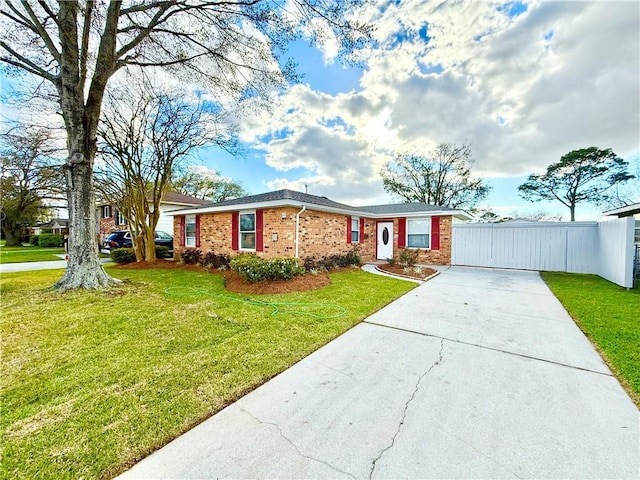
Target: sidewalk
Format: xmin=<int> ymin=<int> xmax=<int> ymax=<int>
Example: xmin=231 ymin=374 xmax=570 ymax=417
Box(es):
xmin=0 ymin=257 xmax=111 ymax=273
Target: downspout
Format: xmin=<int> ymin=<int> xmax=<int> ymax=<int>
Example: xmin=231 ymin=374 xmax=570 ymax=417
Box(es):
xmin=295 ymin=205 xmax=306 ymax=258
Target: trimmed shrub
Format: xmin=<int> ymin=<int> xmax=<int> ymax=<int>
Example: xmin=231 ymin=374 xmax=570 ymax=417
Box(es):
xmin=399 ymin=248 xmax=420 ymax=267
xmin=30 ymin=235 xmax=40 ymax=246
xmin=155 ymin=246 xmax=170 ymax=259
xmin=342 ymin=248 xmax=362 ymax=267
xmin=230 ymin=254 xmax=305 ymax=283
xmin=201 ymin=251 xmax=231 ymax=269
xmin=180 ymin=248 xmax=202 ymax=265
xmin=38 ymin=233 xmax=63 ymax=247
xmin=111 ymin=248 xmax=136 ymax=264
xmin=303 ymin=247 xmax=362 ymax=272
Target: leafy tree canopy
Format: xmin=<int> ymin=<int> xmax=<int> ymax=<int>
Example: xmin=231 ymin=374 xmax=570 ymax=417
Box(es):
xmin=172 ymin=166 xmax=248 ymax=203
xmin=518 ymin=147 xmax=634 ymax=221
xmin=0 ymin=127 xmax=64 ymax=245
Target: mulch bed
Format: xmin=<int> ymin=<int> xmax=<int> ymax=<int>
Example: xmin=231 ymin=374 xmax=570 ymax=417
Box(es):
xmin=113 ymin=260 xmax=433 ymax=293
xmin=376 ymin=264 xmax=437 ymax=280
xmin=112 ymin=260 xmax=332 ymax=294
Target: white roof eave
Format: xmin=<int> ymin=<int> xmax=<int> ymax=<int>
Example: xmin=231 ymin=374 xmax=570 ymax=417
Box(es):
xmin=168 ymin=200 xmax=473 ymax=221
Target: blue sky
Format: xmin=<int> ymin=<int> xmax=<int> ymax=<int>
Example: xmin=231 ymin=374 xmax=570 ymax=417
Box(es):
xmin=193 ymin=0 xmax=639 ymax=221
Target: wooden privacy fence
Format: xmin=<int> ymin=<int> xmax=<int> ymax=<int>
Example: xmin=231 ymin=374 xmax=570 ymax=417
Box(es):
xmin=452 ymin=218 xmax=635 ymax=288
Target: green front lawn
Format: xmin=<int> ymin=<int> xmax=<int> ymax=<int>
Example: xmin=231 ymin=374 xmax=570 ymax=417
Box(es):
xmin=0 ymin=266 xmax=415 ymax=479
xmin=0 ymin=244 xmax=66 ymax=263
xmin=542 ymin=272 xmax=640 ymax=406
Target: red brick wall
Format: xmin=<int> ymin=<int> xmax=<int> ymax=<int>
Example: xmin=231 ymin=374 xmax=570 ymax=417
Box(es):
xmin=173 ymin=208 xmax=376 ymax=261
xmin=99 ymin=217 xmax=127 ymax=238
xmin=173 ymin=209 xmax=452 ymax=264
xmin=98 ymin=206 xmax=127 ymax=239
xmin=387 ymin=215 xmax=452 ymax=265
xmin=297 ymin=210 xmax=375 ymax=260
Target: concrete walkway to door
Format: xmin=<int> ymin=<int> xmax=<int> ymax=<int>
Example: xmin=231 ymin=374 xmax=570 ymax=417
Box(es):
xmin=118 ymin=266 xmax=639 ymax=479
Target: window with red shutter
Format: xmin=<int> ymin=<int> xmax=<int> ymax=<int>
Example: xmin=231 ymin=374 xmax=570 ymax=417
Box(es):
xmin=185 ymin=215 xmax=196 ymax=247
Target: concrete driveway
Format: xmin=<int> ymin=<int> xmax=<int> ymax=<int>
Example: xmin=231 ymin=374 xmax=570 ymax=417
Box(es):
xmin=118 ymin=266 xmax=639 ymax=479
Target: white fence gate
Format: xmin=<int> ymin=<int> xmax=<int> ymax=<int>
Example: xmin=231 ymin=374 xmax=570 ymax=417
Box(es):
xmin=452 ymin=218 xmax=635 ymax=288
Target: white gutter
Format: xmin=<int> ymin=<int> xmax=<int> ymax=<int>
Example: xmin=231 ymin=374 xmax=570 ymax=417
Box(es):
xmin=294 ymin=205 xmax=306 ymax=258
xmin=168 ymin=201 xmax=471 ymax=220
xmin=167 ymin=198 xmax=473 ymax=222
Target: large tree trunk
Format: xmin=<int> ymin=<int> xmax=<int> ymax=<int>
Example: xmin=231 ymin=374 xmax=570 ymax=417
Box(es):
xmin=133 ymin=232 xmax=145 ymax=262
xmin=2 ymin=225 xmax=22 ymax=247
xmin=143 ymin=206 xmax=161 ymax=262
xmin=570 ymin=205 xmax=576 ymax=222
xmin=133 ymin=225 xmax=157 ymax=262
xmin=143 ymin=228 xmax=157 ymax=262
xmin=53 ymin=0 xmax=120 ymax=291
xmin=54 ymin=133 xmax=120 ymax=291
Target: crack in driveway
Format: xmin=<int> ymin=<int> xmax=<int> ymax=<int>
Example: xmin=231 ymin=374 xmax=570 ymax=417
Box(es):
xmin=369 ymin=338 xmax=445 ymax=479
xmin=364 ymin=320 xmax=611 ymax=377
xmin=239 ymin=407 xmax=356 ymax=479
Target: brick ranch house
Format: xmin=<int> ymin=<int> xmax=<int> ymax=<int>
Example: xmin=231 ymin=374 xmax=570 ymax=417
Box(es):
xmin=170 ymin=189 xmax=472 ymax=264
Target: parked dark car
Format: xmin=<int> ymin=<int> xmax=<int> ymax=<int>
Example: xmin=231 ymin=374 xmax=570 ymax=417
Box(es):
xmin=101 ymin=230 xmax=173 ymax=254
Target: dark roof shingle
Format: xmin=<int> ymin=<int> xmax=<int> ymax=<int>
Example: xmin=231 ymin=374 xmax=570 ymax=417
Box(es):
xmin=359 ymin=203 xmax=460 ymax=215
xmin=201 ymin=189 xmax=465 ymax=216
xmin=162 ymin=191 xmax=213 ymax=206
xmin=209 ymin=189 xmax=360 ymax=211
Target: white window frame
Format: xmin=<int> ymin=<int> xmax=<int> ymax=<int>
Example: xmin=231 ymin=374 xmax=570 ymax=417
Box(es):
xmin=406 ymin=217 xmax=431 ymax=249
xmin=185 ymin=214 xmax=196 ymax=247
xmin=239 ymin=210 xmax=256 ymax=251
xmin=114 ymin=210 xmax=128 ymax=226
xmin=102 ymin=205 xmax=112 ymax=218
xmin=351 ymin=216 xmax=360 ymax=243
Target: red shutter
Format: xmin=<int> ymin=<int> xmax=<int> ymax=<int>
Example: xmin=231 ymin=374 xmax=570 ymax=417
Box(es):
xmin=195 ymin=214 xmax=201 ymax=248
xmin=231 ymin=212 xmax=239 ymax=250
xmin=179 ymin=216 xmax=185 ymax=247
xmin=256 ymin=210 xmax=264 ymax=252
xmin=346 ymin=216 xmax=352 ymax=244
xmin=359 ymin=218 xmax=365 ymax=243
xmin=397 ymin=218 xmax=406 ymax=248
xmin=431 ymin=216 xmax=440 ymax=250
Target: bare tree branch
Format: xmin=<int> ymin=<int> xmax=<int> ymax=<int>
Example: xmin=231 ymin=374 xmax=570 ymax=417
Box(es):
xmin=0 ymin=0 xmax=371 ymax=290
xmin=0 ymin=41 xmax=58 ymax=82
xmin=19 ymin=1 xmax=61 ymax=62
xmin=381 ymin=143 xmax=490 ymax=210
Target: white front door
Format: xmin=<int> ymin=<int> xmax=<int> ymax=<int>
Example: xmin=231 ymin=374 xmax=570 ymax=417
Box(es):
xmin=377 ymin=222 xmax=394 ymax=260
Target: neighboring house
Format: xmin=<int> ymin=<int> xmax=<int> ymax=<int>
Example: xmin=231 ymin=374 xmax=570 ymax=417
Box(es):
xmin=170 ymin=189 xmax=472 ymax=264
xmin=31 ymin=218 xmax=70 ymax=236
xmin=97 ymin=191 xmax=212 ymax=239
xmin=603 ymin=202 xmax=640 ymax=244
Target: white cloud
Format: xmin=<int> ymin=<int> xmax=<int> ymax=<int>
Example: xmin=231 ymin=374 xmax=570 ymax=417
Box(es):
xmin=237 ymin=0 xmax=639 ymax=206
xmin=187 ymin=165 xmax=233 ymax=183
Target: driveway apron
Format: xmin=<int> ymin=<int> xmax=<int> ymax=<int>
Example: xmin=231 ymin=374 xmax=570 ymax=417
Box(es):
xmin=118 ymin=266 xmax=639 ymax=479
